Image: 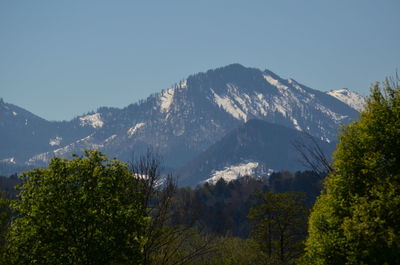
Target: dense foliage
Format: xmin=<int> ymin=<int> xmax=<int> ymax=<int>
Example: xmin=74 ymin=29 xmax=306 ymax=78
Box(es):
xmin=5 ymin=150 xmax=147 ymax=265
xmin=302 ymin=80 xmax=400 ymax=264
xmin=0 ymin=192 xmax=11 ymax=258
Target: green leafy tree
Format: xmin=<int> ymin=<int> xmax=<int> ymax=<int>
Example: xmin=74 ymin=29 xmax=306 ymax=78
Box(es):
xmin=302 ymin=79 xmax=400 ymax=264
xmin=0 ymin=192 xmax=11 ymax=263
xmin=5 ymin=150 xmax=147 ymax=265
xmin=248 ymin=192 xmax=308 ymax=265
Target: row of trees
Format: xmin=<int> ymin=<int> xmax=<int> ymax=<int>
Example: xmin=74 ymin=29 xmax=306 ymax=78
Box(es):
xmin=169 ymin=170 xmax=322 ymax=239
xmin=0 ymin=150 xmax=314 ymax=264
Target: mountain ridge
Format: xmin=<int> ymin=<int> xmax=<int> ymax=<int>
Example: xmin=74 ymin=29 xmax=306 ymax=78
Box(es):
xmin=0 ymin=64 xmax=364 ymax=176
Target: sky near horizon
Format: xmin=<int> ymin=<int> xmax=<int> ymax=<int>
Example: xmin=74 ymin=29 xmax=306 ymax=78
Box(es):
xmin=1 ymin=1 xmax=399 ymax=121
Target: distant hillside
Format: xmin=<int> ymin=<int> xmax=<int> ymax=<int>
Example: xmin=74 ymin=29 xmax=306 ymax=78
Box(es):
xmin=177 ymin=119 xmax=336 ymax=186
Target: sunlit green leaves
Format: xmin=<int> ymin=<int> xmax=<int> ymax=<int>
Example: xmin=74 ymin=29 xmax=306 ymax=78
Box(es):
xmin=302 ymin=80 xmax=400 ymax=264
xmin=5 ymin=150 xmax=146 ymax=265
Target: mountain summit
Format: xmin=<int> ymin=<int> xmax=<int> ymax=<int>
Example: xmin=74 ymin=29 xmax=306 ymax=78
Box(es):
xmin=327 ymin=88 xmax=365 ymax=111
xmin=1 ymin=64 xmax=361 ymax=175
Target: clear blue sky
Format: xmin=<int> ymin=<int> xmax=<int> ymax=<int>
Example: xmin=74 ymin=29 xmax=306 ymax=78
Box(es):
xmin=1 ymin=0 xmax=399 ymax=121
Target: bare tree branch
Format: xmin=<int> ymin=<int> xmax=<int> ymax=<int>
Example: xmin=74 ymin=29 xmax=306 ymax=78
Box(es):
xmin=128 ymin=148 xmax=215 ymax=265
xmin=293 ymin=134 xmax=333 ymax=177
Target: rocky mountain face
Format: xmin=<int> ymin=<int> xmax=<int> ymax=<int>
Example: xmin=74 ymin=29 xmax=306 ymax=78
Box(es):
xmin=0 ymin=64 xmax=364 ymax=179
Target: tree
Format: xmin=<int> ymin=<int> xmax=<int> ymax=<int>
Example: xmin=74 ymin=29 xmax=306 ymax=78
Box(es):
xmin=0 ymin=192 xmax=11 ymax=263
xmin=129 ymin=149 xmax=214 ymax=265
xmin=202 ymin=237 xmax=268 ymax=265
xmin=293 ymin=134 xmax=333 ymax=177
xmin=302 ymin=79 xmax=400 ymax=264
xmin=248 ymin=192 xmax=308 ymax=265
xmin=5 ymin=150 xmax=147 ymax=265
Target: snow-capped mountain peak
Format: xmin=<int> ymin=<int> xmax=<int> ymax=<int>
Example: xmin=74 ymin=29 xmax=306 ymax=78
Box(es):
xmin=327 ymin=89 xmax=365 ymax=112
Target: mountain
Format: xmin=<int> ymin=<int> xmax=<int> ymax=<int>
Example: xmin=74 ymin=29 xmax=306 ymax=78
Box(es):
xmin=176 ymin=119 xmax=336 ymax=186
xmin=327 ymin=89 xmax=365 ymax=111
xmin=0 ymin=98 xmax=96 ymax=166
xmin=0 ymin=64 xmax=360 ymax=176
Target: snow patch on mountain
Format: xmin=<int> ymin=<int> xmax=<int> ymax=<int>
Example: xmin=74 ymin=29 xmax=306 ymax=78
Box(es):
xmin=127 ymin=122 xmax=145 ymax=137
xmin=291 ymin=118 xmax=302 ymax=131
xmin=160 ymin=88 xmax=175 ymax=113
xmin=254 ymin=94 xmax=269 ymax=116
xmin=27 ymin=152 xmax=51 ymax=165
xmin=53 ymin=135 xmax=103 ymax=156
xmin=211 ymin=88 xmax=248 ymax=121
xmin=315 ymin=103 xmax=348 ymax=122
xmin=288 ymin=79 xmax=306 ymax=93
xmin=1 ymin=157 xmax=16 ymax=164
xmin=79 ymin=113 xmax=104 ymax=128
xmin=27 ymin=134 xmax=103 ymax=165
xmin=179 ymin=80 xmax=187 ymax=89
xmin=49 ymin=136 xmax=62 ymax=146
xmin=264 ymin=75 xmax=288 ymax=90
xmin=206 ymin=162 xmax=259 ymax=184
xmin=327 ymin=89 xmax=365 ymax=111
xmin=272 ymin=97 xmax=288 ymax=117
xmin=104 ymin=134 xmax=117 ymax=144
